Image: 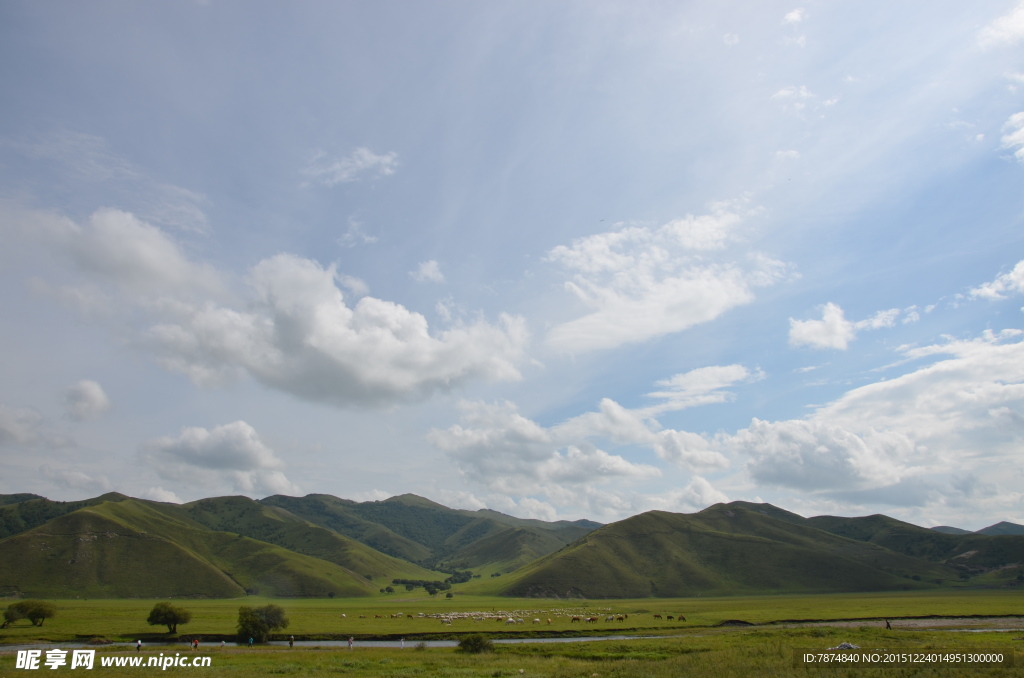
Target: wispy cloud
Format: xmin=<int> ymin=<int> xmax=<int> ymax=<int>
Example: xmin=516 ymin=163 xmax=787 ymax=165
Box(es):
xmin=304 ymin=147 xmax=399 ymax=186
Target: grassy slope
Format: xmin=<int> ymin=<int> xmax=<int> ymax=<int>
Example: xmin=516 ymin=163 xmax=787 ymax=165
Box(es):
xmin=0 ymin=499 xmax=385 ymax=599
xmin=176 ymin=496 xmax=444 ymax=582
xmin=977 ymin=521 xmax=1024 ymax=536
xmin=0 ymin=492 xmax=130 ymax=540
xmin=261 ymin=493 xmax=600 ymax=570
xmin=260 ymin=494 xmax=433 ymax=564
xmin=445 ymin=527 xmax=567 ymax=573
xmin=805 ymin=513 xmax=1024 ymax=575
xmin=481 ymin=507 xmax=962 ymax=598
xmin=0 ymin=507 xmax=244 ymax=598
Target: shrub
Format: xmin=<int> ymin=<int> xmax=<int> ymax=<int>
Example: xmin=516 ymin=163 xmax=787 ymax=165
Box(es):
xmin=457 ymin=634 xmax=493 ymax=654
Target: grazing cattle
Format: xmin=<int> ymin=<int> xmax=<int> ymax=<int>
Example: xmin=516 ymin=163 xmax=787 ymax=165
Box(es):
xmin=407 ymin=615 xmax=414 ymax=619
xmin=653 ymin=614 xmax=662 ymax=619
xmin=605 ymin=616 xmax=615 ymax=622
xmin=532 ymin=619 xmax=541 ymax=624
xmin=678 ymin=616 xmax=686 ymax=622
xmin=616 ymin=616 xmax=624 ymax=622
xmin=586 ymin=617 xmax=598 ymax=623
xmin=547 ymin=619 xmax=552 ymax=625
xmin=506 ymin=618 xmax=516 ymax=625
xmin=516 ymin=619 xmax=524 ymax=624
xmin=374 ymin=615 xmax=382 ymax=618
xmin=571 ymin=616 xmax=582 ymax=623
xmin=666 ymin=615 xmax=674 ymax=620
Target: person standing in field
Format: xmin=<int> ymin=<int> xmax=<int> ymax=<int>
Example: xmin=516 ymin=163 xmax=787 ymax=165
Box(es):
xmin=289 ymin=635 xmax=294 ymax=648
xmin=248 ymin=637 xmax=254 ymax=648
xmin=136 ymin=640 xmax=141 ymax=652
xmin=348 ymin=637 xmax=353 ymax=650
xmin=401 ymin=638 xmax=405 ymax=649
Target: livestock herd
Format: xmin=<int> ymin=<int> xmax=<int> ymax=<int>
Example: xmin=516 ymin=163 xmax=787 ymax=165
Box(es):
xmin=351 ymin=609 xmax=686 ymax=625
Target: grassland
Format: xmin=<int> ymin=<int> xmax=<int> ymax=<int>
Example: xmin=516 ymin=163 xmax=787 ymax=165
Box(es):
xmin=2 ymin=592 xmax=1023 ymax=676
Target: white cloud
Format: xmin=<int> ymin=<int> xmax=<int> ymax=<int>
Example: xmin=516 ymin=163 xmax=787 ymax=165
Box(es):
xmin=999 ymin=112 xmax=1024 ymax=162
xmin=722 ymin=33 xmax=739 ymax=46
xmin=979 ymin=1 xmax=1024 ymax=47
xmin=711 ymin=330 xmax=1024 ymax=504
xmin=40 ymin=464 xmax=110 ymax=494
xmin=337 ymin=217 xmax=378 ymax=247
xmin=410 ymin=260 xmax=445 ymax=284
xmin=10 ymin=206 xmax=527 ymax=409
xmin=143 ymin=421 xmax=300 ymax=496
xmin=971 ymin=258 xmax=1024 ymax=299
xmin=789 ymin=302 xmax=900 ymax=350
xmin=64 ymin=380 xmax=111 ymax=421
xmin=546 ymin=206 xmax=789 ymax=351
xmin=428 ymin=400 xmax=662 ymax=497
xmin=142 ymin=486 xmax=182 ymax=503
xmin=643 ymin=364 xmax=761 ymax=415
xmin=29 ymin=208 xmax=224 ymax=303
xmin=776 ymin=150 xmax=800 ymax=160
xmin=0 ymin=405 xmax=43 ymax=446
xmin=783 ymin=8 xmax=806 ymax=24
xmin=148 ymin=253 xmax=528 ymax=406
xmin=304 ymin=147 xmax=399 ymax=186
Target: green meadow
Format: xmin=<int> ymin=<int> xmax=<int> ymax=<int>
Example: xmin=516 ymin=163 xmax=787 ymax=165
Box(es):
xmin=2 ymin=592 xmax=1023 ymax=676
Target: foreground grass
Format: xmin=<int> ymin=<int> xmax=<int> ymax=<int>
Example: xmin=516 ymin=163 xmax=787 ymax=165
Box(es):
xmin=2 ymin=627 xmax=1022 ymax=677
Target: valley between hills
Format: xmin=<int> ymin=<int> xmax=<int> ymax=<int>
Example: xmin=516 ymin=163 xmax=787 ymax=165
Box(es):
xmin=0 ymin=492 xmax=1022 ymax=600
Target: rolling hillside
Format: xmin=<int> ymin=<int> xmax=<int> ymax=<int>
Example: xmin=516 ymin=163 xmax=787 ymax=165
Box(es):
xmin=488 ymin=505 xmax=963 ymax=598
xmin=260 ymin=492 xmax=600 ymax=569
xmin=0 ymin=499 xmax=382 ymax=599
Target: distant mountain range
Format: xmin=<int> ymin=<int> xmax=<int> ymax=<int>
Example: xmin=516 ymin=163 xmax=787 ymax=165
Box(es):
xmin=0 ymin=492 xmax=1021 ymax=599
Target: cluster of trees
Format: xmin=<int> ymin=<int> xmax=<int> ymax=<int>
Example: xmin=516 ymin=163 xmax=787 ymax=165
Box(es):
xmin=2 ymin=600 xmax=56 ymax=628
xmin=391 ymin=578 xmax=451 ymax=595
xmin=444 ymin=570 xmax=473 ymax=585
xmin=237 ymin=604 xmax=289 ymax=643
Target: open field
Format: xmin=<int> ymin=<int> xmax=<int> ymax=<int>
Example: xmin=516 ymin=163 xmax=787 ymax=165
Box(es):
xmin=1 ymin=590 xmax=1022 ymax=641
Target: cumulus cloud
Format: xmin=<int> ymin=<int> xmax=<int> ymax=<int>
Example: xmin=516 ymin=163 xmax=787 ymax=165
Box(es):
xmin=1000 ymin=112 xmax=1024 ymax=161
xmin=10 ymin=207 xmax=527 ymax=408
xmin=148 ymin=254 xmax=528 ymax=406
xmin=64 ymin=380 xmax=111 ymax=421
xmin=428 ymin=400 xmax=662 ymax=497
xmin=304 ymin=147 xmax=399 ymax=186
xmin=143 ymin=421 xmax=300 ymax=496
xmin=709 ymin=329 xmax=1024 ymax=506
xmin=789 ymin=302 xmax=899 ymax=349
xmin=337 ymin=217 xmax=378 ymax=248
xmin=546 ymin=205 xmax=789 ymax=351
xmin=410 ymin=260 xmax=445 ymax=284
xmin=971 ymin=259 xmax=1024 ymax=299
xmin=979 ymin=1 xmax=1024 ymax=47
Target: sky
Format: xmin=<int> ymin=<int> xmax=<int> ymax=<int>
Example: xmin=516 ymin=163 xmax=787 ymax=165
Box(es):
xmin=1 ymin=1 xmax=1023 ymax=530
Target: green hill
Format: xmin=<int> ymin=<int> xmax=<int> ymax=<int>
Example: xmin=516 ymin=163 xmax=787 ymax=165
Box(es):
xmin=976 ymin=521 xmax=1024 ymax=536
xmin=487 ymin=506 xmax=961 ymax=598
xmin=932 ymin=526 xmax=971 ymax=535
xmin=805 ymin=513 xmax=1024 ymax=577
xmin=260 ymin=493 xmax=601 ymax=568
xmin=0 ymin=492 xmax=130 ymax=540
xmin=445 ymin=527 xmax=568 ymax=573
xmin=0 ymin=499 xmax=382 ymax=598
xmin=177 ymin=495 xmax=444 ymax=582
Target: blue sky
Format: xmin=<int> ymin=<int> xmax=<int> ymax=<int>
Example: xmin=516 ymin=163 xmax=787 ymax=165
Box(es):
xmin=2 ymin=1 xmax=1023 ymax=529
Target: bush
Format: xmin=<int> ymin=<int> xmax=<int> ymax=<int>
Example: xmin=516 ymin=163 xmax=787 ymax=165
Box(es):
xmin=147 ymin=602 xmax=192 ymax=633
xmin=457 ymin=634 xmax=493 ymax=654
xmin=237 ymin=604 xmax=289 ymax=643
xmin=3 ymin=600 xmax=57 ymax=627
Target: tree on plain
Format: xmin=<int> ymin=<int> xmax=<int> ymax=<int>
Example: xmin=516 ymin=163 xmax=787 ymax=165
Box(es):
xmin=147 ymin=602 xmax=193 ymax=634
xmin=237 ymin=604 xmax=289 ymax=644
